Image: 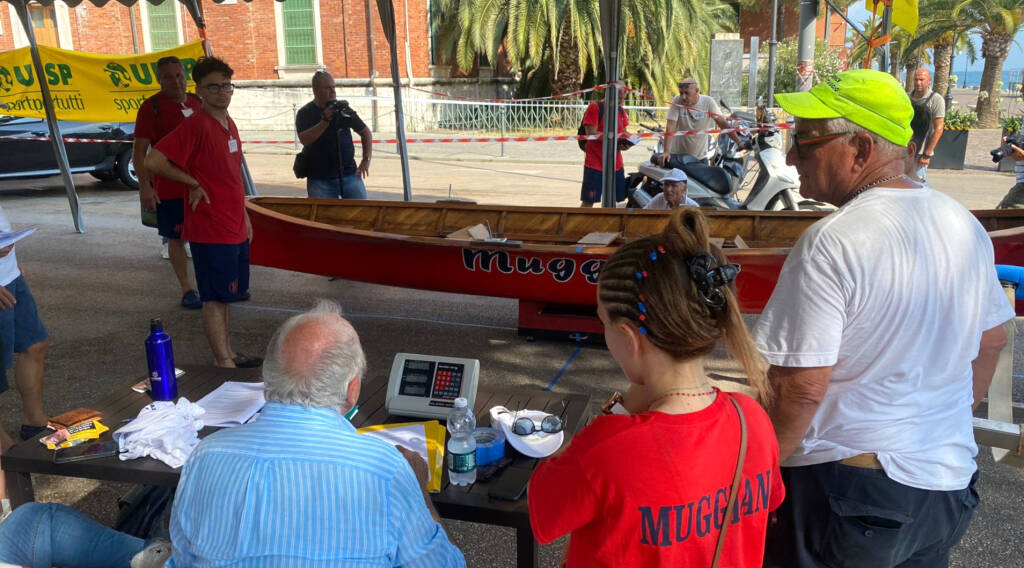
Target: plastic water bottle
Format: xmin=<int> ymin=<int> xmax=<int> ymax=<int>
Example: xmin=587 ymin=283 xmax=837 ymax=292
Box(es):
xmin=447 ymin=397 xmax=477 ymax=485
xmin=145 ymin=318 xmax=177 ymax=401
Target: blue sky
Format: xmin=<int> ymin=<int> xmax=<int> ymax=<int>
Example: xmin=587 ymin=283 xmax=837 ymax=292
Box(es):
xmin=846 ymin=3 xmax=1024 ymax=73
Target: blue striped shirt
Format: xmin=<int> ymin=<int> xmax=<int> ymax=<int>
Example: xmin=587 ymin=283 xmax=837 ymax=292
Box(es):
xmin=167 ymin=402 xmax=465 ymax=568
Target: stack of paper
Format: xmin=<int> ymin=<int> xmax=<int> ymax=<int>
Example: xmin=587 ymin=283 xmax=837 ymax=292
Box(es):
xmin=359 ymin=420 xmax=446 ymax=493
xmin=196 ymin=381 xmax=266 ymax=427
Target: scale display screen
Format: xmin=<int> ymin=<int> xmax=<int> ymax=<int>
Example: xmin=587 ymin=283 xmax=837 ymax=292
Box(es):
xmin=386 ymin=353 xmax=480 ymax=420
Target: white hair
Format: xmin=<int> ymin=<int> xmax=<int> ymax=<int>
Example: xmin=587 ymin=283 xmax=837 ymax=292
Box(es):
xmin=262 ymin=300 xmax=366 ymax=410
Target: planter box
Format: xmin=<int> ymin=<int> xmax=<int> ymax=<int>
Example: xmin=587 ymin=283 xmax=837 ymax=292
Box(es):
xmin=930 ymin=129 xmax=968 ymax=170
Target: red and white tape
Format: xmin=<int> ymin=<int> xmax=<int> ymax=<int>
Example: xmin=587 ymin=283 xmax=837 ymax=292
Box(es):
xmin=0 ymin=125 xmax=781 ymax=147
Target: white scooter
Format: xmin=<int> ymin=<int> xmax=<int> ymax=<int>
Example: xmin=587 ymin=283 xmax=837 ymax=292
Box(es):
xmin=626 ymin=104 xmax=828 ymax=211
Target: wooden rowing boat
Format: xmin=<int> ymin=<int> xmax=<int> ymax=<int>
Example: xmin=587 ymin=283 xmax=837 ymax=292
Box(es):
xmin=246 ymin=197 xmax=1024 ymax=315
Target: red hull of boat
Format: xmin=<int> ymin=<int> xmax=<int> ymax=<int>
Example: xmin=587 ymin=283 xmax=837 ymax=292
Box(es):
xmin=249 ymin=204 xmax=1024 ymax=315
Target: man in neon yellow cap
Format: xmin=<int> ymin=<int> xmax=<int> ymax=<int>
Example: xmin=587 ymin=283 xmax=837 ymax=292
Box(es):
xmin=753 ymin=69 xmax=1012 ymax=567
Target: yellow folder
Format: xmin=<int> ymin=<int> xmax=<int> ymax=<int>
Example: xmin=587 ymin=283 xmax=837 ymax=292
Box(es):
xmin=358 ymin=420 xmax=446 ymax=493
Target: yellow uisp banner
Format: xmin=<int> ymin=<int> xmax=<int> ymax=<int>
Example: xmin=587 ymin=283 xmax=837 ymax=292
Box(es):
xmin=0 ymin=41 xmax=205 ymax=122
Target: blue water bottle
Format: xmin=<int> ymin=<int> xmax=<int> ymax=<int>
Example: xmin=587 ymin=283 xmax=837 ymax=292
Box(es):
xmin=145 ymin=318 xmax=177 ymax=401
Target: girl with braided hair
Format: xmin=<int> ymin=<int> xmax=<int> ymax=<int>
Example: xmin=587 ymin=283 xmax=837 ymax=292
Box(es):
xmin=528 ymin=208 xmax=783 ymax=567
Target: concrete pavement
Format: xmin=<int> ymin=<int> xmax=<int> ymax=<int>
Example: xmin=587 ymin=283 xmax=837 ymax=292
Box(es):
xmin=1 ymin=138 xmax=1023 ymax=566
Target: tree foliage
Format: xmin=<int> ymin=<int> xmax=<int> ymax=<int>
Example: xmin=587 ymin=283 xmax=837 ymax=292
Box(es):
xmin=432 ymin=0 xmax=736 ymax=100
xmin=758 ymin=38 xmax=845 ymax=98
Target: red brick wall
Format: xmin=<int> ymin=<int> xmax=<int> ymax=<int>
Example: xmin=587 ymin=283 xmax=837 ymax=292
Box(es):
xmin=0 ymin=8 xmax=15 ymax=52
xmin=739 ymin=2 xmax=848 ymax=52
xmin=0 ymin=0 xmax=463 ymax=81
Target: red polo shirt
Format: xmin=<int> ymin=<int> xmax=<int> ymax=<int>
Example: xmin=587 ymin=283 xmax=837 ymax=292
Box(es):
xmin=583 ymin=101 xmax=628 ymax=171
xmin=134 ymin=92 xmax=203 ymax=201
xmin=154 ymin=108 xmax=247 ymax=245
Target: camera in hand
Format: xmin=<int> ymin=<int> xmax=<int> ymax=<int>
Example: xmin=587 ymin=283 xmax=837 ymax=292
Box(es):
xmin=328 ymin=99 xmax=354 ymax=119
xmin=991 ymin=134 xmax=1024 ymax=163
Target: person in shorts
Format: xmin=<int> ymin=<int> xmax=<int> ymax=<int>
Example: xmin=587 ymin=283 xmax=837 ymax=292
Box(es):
xmin=146 ymin=57 xmax=260 ymax=369
xmin=133 ymin=56 xmax=203 ymax=309
xmin=580 ymin=100 xmax=631 ymax=207
xmin=0 ymin=204 xmax=51 ymax=515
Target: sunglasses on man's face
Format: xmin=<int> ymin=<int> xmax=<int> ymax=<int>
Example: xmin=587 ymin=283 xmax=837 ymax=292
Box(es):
xmin=786 ymin=130 xmax=856 ymax=157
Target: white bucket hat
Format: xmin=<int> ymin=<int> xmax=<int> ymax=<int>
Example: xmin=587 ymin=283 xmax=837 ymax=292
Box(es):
xmin=490 ymin=406 xmax=565 ymax=458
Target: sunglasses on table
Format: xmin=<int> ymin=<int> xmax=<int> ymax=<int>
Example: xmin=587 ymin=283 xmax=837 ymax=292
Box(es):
xmin=512 ymin=413 xmax=564 ymax=436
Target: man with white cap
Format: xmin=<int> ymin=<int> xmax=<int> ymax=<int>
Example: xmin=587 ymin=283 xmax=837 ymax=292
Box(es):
xmin=755 ymin=69 xmax=1012 ymax=567
xmin=643 ymin=168 xmax=699 ymax=210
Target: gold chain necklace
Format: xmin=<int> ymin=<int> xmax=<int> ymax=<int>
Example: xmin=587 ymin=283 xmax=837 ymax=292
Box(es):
xmin=842 ymin=174 xmax=905 ymax=206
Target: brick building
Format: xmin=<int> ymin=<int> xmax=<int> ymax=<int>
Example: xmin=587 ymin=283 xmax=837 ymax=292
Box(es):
xmin=0 ymin=0 xmax=477 ymax=83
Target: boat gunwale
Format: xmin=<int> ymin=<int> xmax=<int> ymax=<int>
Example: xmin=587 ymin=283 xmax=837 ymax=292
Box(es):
xmin=245 ymin=197 xmax=801 ymax=256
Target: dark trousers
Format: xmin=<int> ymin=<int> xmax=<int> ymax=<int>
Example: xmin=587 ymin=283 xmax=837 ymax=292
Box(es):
xmin=997 ymin=182 xmax=1024 ymax=209
xmin=764 ymin=461 xmax=979 ymax=568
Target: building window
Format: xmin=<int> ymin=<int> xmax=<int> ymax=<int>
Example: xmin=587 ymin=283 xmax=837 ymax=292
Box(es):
xmin=428 ymin=0 xmax=442 ymax=65
xmin=282 ymin=0 xmax=316 ymax=65
xmin=147 ymin=1 xmax=179 ymax=51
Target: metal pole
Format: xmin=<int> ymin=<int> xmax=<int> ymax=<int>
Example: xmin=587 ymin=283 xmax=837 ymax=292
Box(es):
xmin=748 ymin=36 xmax=759 ymax=109
xmin=879 ymin=5 xmax=892 ymax=72
xmin=13 ymin=1 xmax=83 ymax=233
xmin=377 ymin=0 xmax=412 ymax=200
xmin=767 ymin=0 xmax=779 ymax=104
xmin=366 ymin=0 xmax=379 ymax=133
xmin=795 ymin=0 xmax=817 ymax=92
xmin=500 ymin=102 xmax=506 ymax=158
xmin=600 ymin=0 xmax=621 ymax=209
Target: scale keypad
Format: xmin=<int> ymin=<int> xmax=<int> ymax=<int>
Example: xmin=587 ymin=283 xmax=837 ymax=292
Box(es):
xmin=431 ymin=362 xmax=464 ymax=400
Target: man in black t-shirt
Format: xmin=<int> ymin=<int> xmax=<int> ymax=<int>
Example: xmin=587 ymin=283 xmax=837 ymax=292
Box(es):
xmin=295 ymin=71 xmax=373 ymax=199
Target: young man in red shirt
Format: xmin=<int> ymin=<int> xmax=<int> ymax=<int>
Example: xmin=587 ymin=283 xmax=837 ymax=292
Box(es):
xmin=146 ymin=56 xmax=260 ymax=368
xmin=580 ymin=100 xmax=632 ymax=207
xmin=133 ymin=56 xmax=203 ymax=310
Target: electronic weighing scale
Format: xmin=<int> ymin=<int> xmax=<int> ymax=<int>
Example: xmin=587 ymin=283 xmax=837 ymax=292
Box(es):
xmin=385 ymin=353 xmax=480 ymax=420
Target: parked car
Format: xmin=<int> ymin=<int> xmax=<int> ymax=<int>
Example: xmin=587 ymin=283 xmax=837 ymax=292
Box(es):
xmin=0 ymin=115 xmax=137 ymax=189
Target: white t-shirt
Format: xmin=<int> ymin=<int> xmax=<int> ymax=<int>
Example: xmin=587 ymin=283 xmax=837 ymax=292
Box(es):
xmin=753 ymin=186 xmax=1014 ymax=491
xmin=0 ymin=205 xmax=21 ymax=287
xmin=643 ymin=193 xmax=699 ymax=209
xmin=665 ymin=94 xmax=720 ymax=159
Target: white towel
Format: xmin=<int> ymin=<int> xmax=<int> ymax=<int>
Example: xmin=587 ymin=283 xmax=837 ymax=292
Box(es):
xmin=114 ymin=398 xmax=206 ymax=469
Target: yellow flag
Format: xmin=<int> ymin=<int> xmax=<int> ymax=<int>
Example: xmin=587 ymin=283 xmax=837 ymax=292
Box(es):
xmin=864 ymin=0 xmax=918 ymax=34
xmin=0 ymin=41 xmax=205 ymax=122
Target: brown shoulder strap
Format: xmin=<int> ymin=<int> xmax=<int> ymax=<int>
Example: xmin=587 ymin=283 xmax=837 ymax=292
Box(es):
xmin=711 ymin=394 xmax=749 ymax=568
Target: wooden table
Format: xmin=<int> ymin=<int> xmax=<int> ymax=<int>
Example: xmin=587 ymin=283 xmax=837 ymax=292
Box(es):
xmin=1 ymin=365 xmax=591 ymax=568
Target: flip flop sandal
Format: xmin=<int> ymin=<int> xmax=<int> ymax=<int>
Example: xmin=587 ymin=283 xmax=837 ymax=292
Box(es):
xmin=232 ymin=354 xmax=263 ymax=368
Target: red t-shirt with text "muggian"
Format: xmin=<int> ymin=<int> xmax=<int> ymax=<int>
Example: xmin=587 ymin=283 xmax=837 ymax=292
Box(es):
xmin=528 ymin=391 xmax=784 ymax=568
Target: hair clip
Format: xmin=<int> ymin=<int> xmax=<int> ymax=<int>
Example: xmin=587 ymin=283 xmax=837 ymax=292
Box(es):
xmin=686 ymin=252 xmax=741 ymax=309
xmin=639 ymin=326 xmax=648 ymax=336
xmin=637 ymin=301 xmax=647 ymax=314
xmin=648 ymin=245 xmax=667 ymax=261
xmin=638 ymin=294 xmax=645 ymax=302
xmin=638 ymin=314 xmax=646 ymax=321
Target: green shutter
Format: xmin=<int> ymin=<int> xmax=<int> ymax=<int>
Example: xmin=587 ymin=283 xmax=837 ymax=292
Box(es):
xmin=148 ymin=1 xmax=179 ymax=51
xmin=283 ymin=0 xmax=316 ymax=65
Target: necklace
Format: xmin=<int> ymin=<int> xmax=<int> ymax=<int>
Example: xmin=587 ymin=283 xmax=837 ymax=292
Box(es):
xmin=648 ymin=386 xmax=717 ymax=408
xmin=842 ymin=174 xmax=905 ymax=205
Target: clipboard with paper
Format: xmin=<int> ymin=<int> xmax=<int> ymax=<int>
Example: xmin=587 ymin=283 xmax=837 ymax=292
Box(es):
xmin=358 ymin=420 xmax=446 ymax=493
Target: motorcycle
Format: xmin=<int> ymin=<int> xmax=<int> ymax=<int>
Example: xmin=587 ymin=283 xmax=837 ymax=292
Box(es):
xmin=625 ymin=103 xmax=829 ymax=211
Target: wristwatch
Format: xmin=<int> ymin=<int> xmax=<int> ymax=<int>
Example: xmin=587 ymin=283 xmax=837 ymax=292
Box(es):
xmin=922 ymin=153 xmax=933 ymax=158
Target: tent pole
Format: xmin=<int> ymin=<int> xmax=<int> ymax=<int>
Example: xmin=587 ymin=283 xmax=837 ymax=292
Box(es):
xmin=599 ymin=0 xmax=621 ymax=209
xmin=13 ymin=1 xmax=83 ymax=233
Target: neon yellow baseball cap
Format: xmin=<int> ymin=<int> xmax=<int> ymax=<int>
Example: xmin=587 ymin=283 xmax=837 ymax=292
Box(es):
xmin=775 ymin=69 xmax=913 ymax=146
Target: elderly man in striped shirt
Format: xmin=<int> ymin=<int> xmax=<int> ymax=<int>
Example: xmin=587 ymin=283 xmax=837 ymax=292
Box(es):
xmin=0 ymin=300 xmax=464 ymax=568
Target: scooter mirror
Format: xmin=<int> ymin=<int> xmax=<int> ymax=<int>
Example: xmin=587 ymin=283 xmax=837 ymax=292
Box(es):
xmin=643 ymin=108 xmax=657 ymax=120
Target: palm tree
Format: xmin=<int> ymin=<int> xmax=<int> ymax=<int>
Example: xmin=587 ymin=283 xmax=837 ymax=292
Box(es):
xmin=953 ymin=0 xmax=1024 ymax=128
xmin=433 ymin=0 xmax=735 ymax=100
xmin=906 ymin=0 xmax=977 ymax=105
